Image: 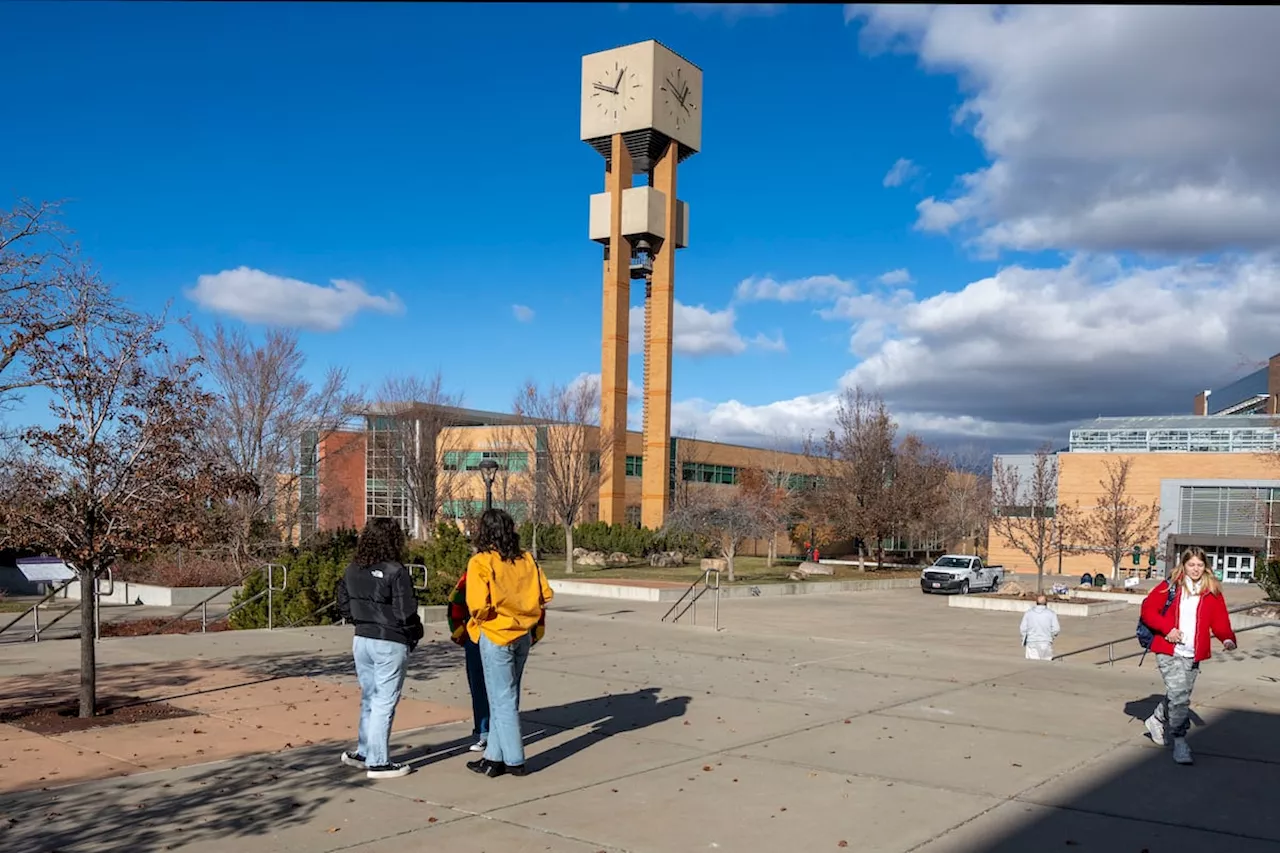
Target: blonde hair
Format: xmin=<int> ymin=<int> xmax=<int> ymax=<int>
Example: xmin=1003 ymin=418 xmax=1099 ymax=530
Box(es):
xmin=1170 ymin=546 xmax=1222 ymax=597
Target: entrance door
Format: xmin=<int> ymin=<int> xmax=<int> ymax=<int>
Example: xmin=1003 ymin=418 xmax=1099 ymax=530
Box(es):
xmin=1222 ymin=554 xmax=1256 ymax=584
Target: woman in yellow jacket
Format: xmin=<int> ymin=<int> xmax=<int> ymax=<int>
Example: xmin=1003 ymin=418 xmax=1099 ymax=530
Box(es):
xmin=465 ymin=508 xmax=552 ymax=778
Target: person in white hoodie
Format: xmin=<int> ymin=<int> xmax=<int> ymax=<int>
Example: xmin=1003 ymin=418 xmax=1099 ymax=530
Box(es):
xmin=1020 ymin=595 xmax=1061 ymax=660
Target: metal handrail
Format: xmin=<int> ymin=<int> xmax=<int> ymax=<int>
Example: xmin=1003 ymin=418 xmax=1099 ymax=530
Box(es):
xmin=281 ymin=598 xmax=340 ymax=630
xmin=661 ymin=569 xmax=721 ymax=630
xmin=1053 ymin=600 xmax=1274 ymax=665
xmin=1091 ymin=621 xmax=1278 ymax=667
xmin=407 ymin=563 xmax=429 ymax=591
xmin=147 ymin=562 xmax=287 ymax=635
xmin=0 ymin=577 xmax=76 ymax=641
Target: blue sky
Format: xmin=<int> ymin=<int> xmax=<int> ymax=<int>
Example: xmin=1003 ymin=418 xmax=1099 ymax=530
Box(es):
xmin=5 ymin=4 xmax=1279 ymax=451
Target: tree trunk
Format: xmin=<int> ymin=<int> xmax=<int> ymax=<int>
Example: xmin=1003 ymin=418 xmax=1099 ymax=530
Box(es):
xmin=1036 ymin=561 xmax=1045 ymax=595
xmin=532 ymin=523 xmax=539 ymax=561
xmin=857 ymin=543 xmax=865 ymax=572
xmin=564 ymin=523 xmax=575 ymax=574
xmin=726 ymin=541 xmax=736 ymax=583
xmin=79 ymin=571 xmax=97 ymax=718
xmin=767 ymin=533 xmax=777 ymax=568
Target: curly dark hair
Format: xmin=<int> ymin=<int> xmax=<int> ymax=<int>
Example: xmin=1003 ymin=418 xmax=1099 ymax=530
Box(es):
xmin=351 ymin=517 xmax=406 ymax=568
xmin=474 ymin=508 xmax=523 ymax=563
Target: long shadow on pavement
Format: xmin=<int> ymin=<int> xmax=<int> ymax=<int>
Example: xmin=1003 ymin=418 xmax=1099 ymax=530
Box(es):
xmin=938 ymin=706 xmax=1280 ymax=852
xmin=397 ymin=686 xmax=692 ymax=773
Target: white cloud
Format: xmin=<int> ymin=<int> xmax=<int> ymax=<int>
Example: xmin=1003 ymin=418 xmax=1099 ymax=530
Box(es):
xmin=512 ymin=304 xmax=535 ymax=323
xmin=676 ymin=3 xmax=783 ymax=22
xmin=849 ymin=5 xmax=1280 ymax=254
xmin=569 ymin=371 xmax=642 ymax=402
xmin=878 ymin=268 xmax=913 ymax=285
xmin=750 ymin=332 xmax=787 ymax=353
xmin=882 ymin=157 xmax=921 ymax=188
xmin=186 ymin=266 xmax=402 ymax=332
xmin=734 ymin=274 xmax=853 ymax=303
xmin=626 ymin=300 xmax=781 ymax=357
xmin=667 ymin=255 xmax=1280 ymax=449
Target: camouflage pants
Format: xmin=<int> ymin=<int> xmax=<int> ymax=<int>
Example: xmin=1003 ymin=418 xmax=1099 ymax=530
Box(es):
xmin=1154 ymin=653 xmax=1200 ymax=739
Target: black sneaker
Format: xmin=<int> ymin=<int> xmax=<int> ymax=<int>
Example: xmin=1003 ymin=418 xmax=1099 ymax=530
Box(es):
xmin=467 ymin=758 xmax=506 ymax=777
xmin=366 ymin=762 xmax=411 ymax=779
xmin=341 ymin=751 xmax=366 ymax=769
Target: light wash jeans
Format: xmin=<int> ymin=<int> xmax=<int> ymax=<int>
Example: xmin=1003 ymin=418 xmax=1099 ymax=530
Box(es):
xmin=353 ymin=636 xmax=408 ymax=767
xmin=479 ymin=632 xmax=531 ymax=767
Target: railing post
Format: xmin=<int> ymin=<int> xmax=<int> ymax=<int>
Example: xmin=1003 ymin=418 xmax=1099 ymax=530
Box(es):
xmin=32 ymin=600 xmax=40 ymax=643
xmin=201 ymin=600 xmax=208 ymax=633
xmin=713 ymin=570 xmax=720 ymax=632
xmin=267 ymin=564 xmax=274 ymax=631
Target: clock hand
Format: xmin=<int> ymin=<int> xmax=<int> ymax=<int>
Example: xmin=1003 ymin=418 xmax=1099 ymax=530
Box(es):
xmin=593 ymin=82 xmax=618 ymax=94
xmin=614 ymin=68 xmax=624 ymax=90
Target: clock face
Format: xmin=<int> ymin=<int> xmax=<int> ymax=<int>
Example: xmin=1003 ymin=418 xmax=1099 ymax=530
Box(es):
xmin=589 ymin=59 xmax=641 ymax=124
xmin=659 ymin=65 xmax=698 ymax=130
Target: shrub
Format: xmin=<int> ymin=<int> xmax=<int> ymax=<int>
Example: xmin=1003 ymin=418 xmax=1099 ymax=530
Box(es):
xmin=518 ymin=521 xmax=566 ymax=555
xmin=1259 ymin=558 xmax=1280 ymax=602
xmin=409 ymin=522 xmax=473 ymax=606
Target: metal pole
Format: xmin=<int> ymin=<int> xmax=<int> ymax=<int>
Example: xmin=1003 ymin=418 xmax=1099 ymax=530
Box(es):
xmin=714 ymin=573 xmax=720 ymax=632
xmin=201 ymin=600 xmax=208 ymax=633
xmin=267 ymin=565 xmax=274 ymax=631
xmin=485 ymin=480 xmax=494 ymax=512
xmin=33 ymin=599 xmax=40 ymax=643
xmin=95 ymin=581 xmax=101 ymax=642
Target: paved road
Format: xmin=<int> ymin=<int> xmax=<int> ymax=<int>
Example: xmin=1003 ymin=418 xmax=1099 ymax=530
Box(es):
xmin=0 ymin=586 xmax=1276 ymax=852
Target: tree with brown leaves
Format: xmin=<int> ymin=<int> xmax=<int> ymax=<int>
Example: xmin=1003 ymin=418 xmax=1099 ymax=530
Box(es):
xmin=817 ymin=387 xmax=898 ymax=568
xmin=372 ymin=373 xmax=465 ymax=537
xmin=0 ymin=199 xmax=115 ymax=413
xmin=188 ymin=322 xmax=359 ymax=568
xmin=2 ymin=298 xmax=219 ymax=717
xmin=511 ymin=379 xmax=607 ymax=574
xmin=989 ymin=444 xmax=1063 ymax=593
xmin=1065 ymin=456 xmax=1163 ymax=580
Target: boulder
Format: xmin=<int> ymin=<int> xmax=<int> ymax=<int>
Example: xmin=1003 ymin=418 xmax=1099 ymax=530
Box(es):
xmin=606 ymin=551 xmax=631 ymax=567
xmin=571 ymin=547 xmax=589 ymax=559
xmin=701 ymin=557 xmax=728 ymax=572
xmin=788 ymin=561 xmax=834 ymax=580
xmin=576 ymin=550 xmax=609 ymax=567
xmin=649 ymin=550 xmax=686 ymax=568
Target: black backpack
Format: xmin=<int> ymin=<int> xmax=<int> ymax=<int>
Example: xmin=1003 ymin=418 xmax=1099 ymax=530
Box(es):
xmin=1136 ymin=582 xmax=1178 ymax=666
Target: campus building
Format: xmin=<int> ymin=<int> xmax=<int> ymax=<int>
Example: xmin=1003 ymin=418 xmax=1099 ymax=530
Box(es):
xmin=298 ymin=403 xmax=818 ymax=548
xmin=989 ymin=354 xmax=1280 ymax=583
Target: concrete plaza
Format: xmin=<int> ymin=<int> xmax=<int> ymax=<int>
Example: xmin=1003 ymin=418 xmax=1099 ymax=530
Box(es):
xmin=1 ymin=584 xmax=1277 ymax=852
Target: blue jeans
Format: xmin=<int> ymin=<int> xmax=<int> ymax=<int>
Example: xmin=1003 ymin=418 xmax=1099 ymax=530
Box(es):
xmin=463 ymin=636 xmax=489 ymax=739
xmin=479 ymin=632 xmax=531 ymax=766
xmin=353 ymin=636 xmax=408 ymax=767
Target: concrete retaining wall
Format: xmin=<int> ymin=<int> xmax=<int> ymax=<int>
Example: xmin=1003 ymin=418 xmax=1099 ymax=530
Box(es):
xmin=60 ymin=582 xmax=237 ymax=607
xmin=550 ymin=576 xmax=920 ymax=603
xmin=1067 ymin=589 xmax=1147 ymax=604
xmin=949 ymin=595 xmax=1130 ymax=617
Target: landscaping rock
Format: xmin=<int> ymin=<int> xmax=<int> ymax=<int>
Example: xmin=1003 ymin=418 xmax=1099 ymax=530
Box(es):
xmin=788 ymin=561 xmax=835 ymax=580
xmin=577 ymin=550 xmax=609 ymax=567
xmin=606 ymin=551 xmax=631 ymax=567
xmin=649 ymin=551 xmax=686 ymax=568
xmin=701 ymin=557 xmax=728 ymax=572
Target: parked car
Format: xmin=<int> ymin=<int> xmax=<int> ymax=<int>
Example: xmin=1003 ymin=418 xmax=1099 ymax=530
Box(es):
xmin=920 ymin=555 xmax=1004 ymax=595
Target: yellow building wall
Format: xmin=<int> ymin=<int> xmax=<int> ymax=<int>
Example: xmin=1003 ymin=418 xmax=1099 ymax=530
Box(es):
xmin=988 ymin=451 xmax=1273 ymax=576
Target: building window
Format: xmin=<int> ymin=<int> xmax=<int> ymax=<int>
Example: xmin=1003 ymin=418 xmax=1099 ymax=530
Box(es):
xmin=682 ymin=462 xmax=738 ymax=485
xmin=443 ymin=450 xmax=529 ymax=472
xmin=625 ymin=455 xmax=643 ymax=477
xmin=996 ymin=505 xmax=1057 ymax=518
xmin=625 ymin=505 xmax=641 ymax=527
xmin=441 ymin=499 xmax=529 ymax=522
xmin=1179 ymin=485 xmax=1278 ymax=538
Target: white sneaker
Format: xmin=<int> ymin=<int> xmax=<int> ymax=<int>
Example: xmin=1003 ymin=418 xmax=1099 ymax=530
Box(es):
xmin=469 ymin=737 xmax=488 ymax=753
xmin=1173 ymin=738 xmax=1193 ymax=765
xmin=341 ymin=750 xmax=366 ymax=769
xmin=366 ymin=762 xmax=411 ymax=779
xmin=1144 ymin=714 xmax=1165 ymax=746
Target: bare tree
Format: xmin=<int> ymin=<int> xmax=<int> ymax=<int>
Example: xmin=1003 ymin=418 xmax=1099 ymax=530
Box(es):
xmin=1 ymin=200 xmax=116 ymax=413
xmin=816 ymin=387 xmax=898 ymax=569
xmin=671 ymin=430 xmax=712 ymax=511
xmin=889 ymin=434 xmax=951 ymax=559
xmin=512 ymin=379 xmax=607 ymax=574
xmin=989 ymin=443 xmax=1063 ymax=592
xmin=188 ymin=322 xmax=360 ymax=571
xmin=938 ymin=444 xmax=993 ymax=556
xmin=1 ymin=298 xmax=218 ymax=717
xmin=373 ymin=373 xmax=465 ymax=537
xmin=664 ymin=485 xmax=773 ymax=582
xmin=1065 ymin=456 xmax=1162 ymax=581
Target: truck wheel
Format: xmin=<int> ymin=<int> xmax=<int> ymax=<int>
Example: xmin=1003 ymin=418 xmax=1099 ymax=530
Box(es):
xmin=989 ymin=577 xmax=1000 ymax=592
xmin=959 ymin=580 xmax=970 ymax=595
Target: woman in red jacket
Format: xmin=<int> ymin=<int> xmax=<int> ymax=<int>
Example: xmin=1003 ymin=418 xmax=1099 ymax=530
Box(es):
xmin=1139 ymin=546 xmax=1238 ymax=765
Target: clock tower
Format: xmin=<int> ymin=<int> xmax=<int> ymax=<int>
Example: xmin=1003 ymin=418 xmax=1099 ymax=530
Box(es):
xmin=581 ymin=40 xmax=702 ymax=530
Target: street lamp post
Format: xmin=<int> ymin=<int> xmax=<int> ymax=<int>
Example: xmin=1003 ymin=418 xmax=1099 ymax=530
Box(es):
xmin=478 ymin=459 xmax=500 ymax=512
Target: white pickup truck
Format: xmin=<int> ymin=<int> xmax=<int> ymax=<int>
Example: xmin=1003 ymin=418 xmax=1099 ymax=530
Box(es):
xmin=920 ymin=555 xmax=1005 ymax=595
